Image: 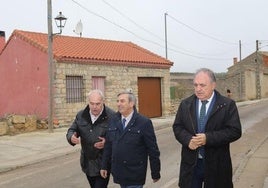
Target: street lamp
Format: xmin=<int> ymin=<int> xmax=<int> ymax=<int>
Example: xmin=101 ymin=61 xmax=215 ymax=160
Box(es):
xmin=54 ymin=12 xmax=67 ymax=34
xmin=47 ymin=0 xmax=67 ymax=133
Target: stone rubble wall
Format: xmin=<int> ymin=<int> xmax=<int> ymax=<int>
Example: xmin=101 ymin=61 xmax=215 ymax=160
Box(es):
xmin=0 ymin=115 xmax=55 ymax=136
xmin=54 ymin=63 xmax=171 ymax=127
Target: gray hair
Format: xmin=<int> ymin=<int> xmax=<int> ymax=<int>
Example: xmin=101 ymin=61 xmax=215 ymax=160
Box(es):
xmin=117 ymin=90 xmax=136 ymax=105
xmin=88 ymin=89 xmax=105 ymax=101
xmin=195 ymin=68 xmax=216 ymax=83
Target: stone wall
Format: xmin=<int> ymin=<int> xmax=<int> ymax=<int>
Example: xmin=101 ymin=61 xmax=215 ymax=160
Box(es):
xmin=54 ymin=62 xmax=171 ymax=126
xmin=0 ymin=115 xmax=50 ymax=136
xmin=227 ymin=52 xmax=268 ymax=101
xmin=170 ymin=72 xmax=229 ymax=112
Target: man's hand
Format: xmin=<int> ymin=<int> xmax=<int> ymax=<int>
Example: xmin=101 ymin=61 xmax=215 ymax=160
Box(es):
xmin=193 ymin=133 xmax=206 ymax=146
xmin=153 ymin=178 xmax=160 ymax=183
xmin=94 ymin=136 xmax=105 ymax=149
xmin=71 ymin=132 xmax=80 ymax=144
xmin=188 ymin=133 xmax=206 ymax=150
xmin=100 ymin=169 xmax=108 ymax=179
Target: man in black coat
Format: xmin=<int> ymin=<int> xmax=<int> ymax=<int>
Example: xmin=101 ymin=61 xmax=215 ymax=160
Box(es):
xmin=66 ymin=89 xmax=115 ymax=188
xmin=173 ymin=68 xmax=242 ymax=188
xmin=100 ymin=91 xmax=161 ymax=188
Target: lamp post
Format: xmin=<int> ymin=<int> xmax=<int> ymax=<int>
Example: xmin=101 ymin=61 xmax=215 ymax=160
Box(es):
xmin=47 ymin=0 xmax=67 ymax=132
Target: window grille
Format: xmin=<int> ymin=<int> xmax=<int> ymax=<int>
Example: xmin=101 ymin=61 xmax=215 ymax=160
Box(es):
xmin=66 ymin=75 xmax=85 ymax=103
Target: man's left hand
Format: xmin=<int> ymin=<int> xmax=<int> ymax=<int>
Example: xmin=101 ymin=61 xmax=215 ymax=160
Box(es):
xmin=94 ymin=136 xmax=105 ymax=149
xmin=192 ymin=133 xmax=206 ymax=147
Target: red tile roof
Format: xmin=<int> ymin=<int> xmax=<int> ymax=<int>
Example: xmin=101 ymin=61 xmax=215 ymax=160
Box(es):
xmin=10 ymin=30 xmax=173 ymax=69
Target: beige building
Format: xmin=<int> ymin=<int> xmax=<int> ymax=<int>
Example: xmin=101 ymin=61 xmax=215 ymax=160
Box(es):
xmin=170 ymin=51 xmax=268 ymax=108
xmin=227 ymin=52 xmax=268 ymax=101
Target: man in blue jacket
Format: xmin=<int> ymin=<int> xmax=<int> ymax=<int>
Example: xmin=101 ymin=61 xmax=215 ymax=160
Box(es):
xmin=173 ymin=68 xmax=242 ymax=188
xmin=100 ymin=91 xmax=161 ymax=188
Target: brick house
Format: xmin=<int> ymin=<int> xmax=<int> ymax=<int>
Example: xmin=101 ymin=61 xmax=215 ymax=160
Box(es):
xmin=0 ymin=30 xmax=173 ymax=126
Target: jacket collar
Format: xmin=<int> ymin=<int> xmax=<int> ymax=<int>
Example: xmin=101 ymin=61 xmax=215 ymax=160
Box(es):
xmin=81 ymin=104 xmax=108 ymax=123
xmin=115 ymin=107 xmax=138 ymax=130
xmin=185 ymin=90 xmax=226 ymax=117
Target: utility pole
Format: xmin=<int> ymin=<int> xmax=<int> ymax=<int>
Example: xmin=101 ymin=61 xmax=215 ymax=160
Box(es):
xmin=239 ymin=40 xmax=241 ymax=61
xmin=255 ymin=40 xmax=261 ymax=99
xmin=47 ymin=0 xmax=54 ymax=133
xmin=164 ymin=13 xmax=168 ymax=59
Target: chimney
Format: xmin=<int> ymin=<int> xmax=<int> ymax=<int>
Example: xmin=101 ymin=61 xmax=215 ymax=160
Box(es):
xmin=0 ymin=31 xmax=6 ymax=52
xmin=233 ymin=57 xmax=238 ymax=64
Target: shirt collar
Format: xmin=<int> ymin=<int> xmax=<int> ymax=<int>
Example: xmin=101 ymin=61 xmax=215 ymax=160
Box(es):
xmin=198 ymin=91 xmax=215 ymax=108
xmin=121 ymin=110 xmax=134 ymax=124
xmin=199 ymin=91 xmax=214 ymax=102
xmin=89 ymin=108 xmax=103 ymax=123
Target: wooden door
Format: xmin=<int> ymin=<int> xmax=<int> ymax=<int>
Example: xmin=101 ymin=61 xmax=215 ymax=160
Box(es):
xmin=138 ymin=77 xmax=162 ymax=118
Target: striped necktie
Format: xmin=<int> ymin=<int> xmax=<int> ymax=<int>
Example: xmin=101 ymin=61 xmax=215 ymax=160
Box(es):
xmin=199 ymin=100 xmax=208 ymax=158
xmin=199 ymin=100 xmax=208 ymax=133
xmin=122 ymin=118 xmax=126 ymax=129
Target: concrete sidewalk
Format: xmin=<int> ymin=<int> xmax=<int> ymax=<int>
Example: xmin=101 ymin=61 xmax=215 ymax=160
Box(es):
xmin=0 ymin=100 xmax=267 ymax=188
xmin=0 ymin=115 xmax=174 ymax=174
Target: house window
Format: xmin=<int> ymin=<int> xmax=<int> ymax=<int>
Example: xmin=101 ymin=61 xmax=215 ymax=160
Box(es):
xmin=66 ymin=75 xmax=84 ymax=103
xmin=92 ymin=76 xmax=105 ymax=94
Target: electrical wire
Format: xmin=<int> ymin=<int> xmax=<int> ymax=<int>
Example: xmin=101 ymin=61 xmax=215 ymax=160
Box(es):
xmin=167 ymin=14 xmax=237 ymax=45
xmin=70 ymin=0 xmax=237 ymax=61
xmin=102 ymin=0 xmax=235 ymax=57
xmin=71 ymin=0 xmax=164 ymax=47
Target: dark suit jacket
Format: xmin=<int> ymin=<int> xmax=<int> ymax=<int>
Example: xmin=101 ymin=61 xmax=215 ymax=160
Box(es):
xmin=102 ymin=108 xmax=161 ymax=186
xmin=173 ymin=90 xmax=241 ymax=188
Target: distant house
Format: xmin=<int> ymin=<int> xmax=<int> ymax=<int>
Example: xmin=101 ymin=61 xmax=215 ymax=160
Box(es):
xmin=226 ymin=53 xmax=268 ymax=101
xmin=0 ymin=30 xmax=173 ymax=126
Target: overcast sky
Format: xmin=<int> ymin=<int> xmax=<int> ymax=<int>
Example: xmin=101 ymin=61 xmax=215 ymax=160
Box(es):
xmin=1 ymin=0 xmax=268 ymax=73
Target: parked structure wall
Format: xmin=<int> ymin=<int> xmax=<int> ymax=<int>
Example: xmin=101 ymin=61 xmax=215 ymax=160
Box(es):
xmin=170 ymin=72 xmax=228 ymax=113
xmin=170 ymin=52 xmax=268 ymax=107
xmin=263 ymin=72 xmax=268 ymax=97
xmin=54 ymin=62 xmax=171 ymax=126
xmin=0 ymin=36 xmax=48 ymax=118
xmin=227 ymin=52 xmax=268 ymax=101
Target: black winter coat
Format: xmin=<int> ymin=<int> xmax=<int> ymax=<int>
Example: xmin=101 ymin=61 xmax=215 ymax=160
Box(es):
xmin=66 ymin=105 xmax=115 ymax=176
xmin=101 ymin=108 xmax=161 ymax=186
xmin=173 ymin=90 xmax=242 ymax=188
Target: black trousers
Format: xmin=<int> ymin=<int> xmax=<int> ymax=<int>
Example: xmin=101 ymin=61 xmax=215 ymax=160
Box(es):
xmin=86 ymin=174 xmax=110 ymax=188
xmin=191 ymin=159 xmax=205 ymax=188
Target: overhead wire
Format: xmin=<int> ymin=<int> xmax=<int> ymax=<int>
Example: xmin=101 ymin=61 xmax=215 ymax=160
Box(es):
xmin=102 ymin=0 xmax=164 ymax=43
xmin=70 ymin=0 xmax=236 ymax=61
xmin=167 ymin=14 xmax=237 ymax=46
xmin=102 ymin=0 xmax=236 ymax=58
xmin=70 ymin=0 xmax=164 ymax=47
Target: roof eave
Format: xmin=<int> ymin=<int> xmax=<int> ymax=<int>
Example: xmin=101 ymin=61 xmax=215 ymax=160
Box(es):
xmin=56 ymin=57 xmax=173 ymax=69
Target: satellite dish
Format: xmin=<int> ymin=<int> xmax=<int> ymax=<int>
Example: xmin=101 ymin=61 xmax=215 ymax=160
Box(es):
xmin=73 ymin=20 xmax=83 ymax=37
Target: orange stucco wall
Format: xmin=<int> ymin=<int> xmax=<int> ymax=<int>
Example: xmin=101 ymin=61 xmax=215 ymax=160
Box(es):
xmin=0 ymin=36 xmax=49 ymax=118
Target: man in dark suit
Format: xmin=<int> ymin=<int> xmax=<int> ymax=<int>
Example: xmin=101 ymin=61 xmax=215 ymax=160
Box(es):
xmin=173 ymin=68 xmax=242 ymax=188
xmin=100 ymin=91 xmax=161 ymax=188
